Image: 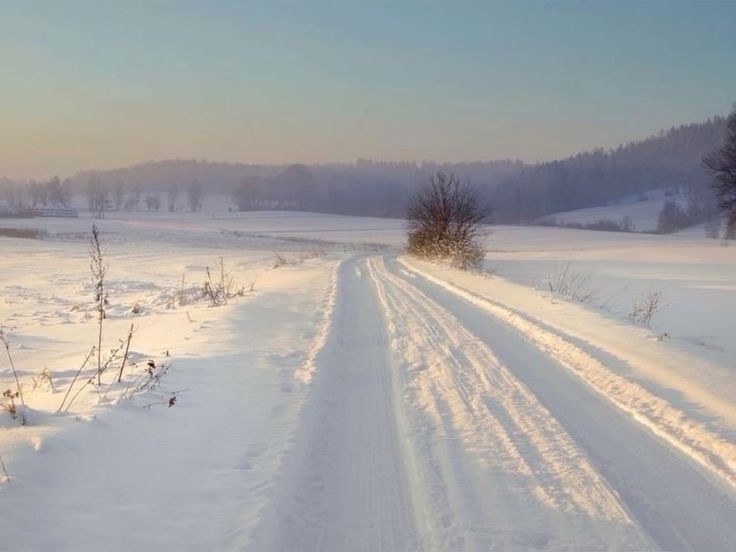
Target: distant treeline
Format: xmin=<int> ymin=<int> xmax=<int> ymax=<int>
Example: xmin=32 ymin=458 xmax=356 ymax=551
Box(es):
xmin=490 ymin=117 xmax=725 ymax=223
xmin=0 ymin=116 xmax=726 ymax=224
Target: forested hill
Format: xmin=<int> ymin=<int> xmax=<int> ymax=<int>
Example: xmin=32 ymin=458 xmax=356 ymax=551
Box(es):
xmin=489 ymin=117 xmax=726 ymax=222
xmin=55 ymin=115 xmax=727 ymax=222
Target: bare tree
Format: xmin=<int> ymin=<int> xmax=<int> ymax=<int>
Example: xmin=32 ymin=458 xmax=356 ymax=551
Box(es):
xmin=46 ymin=177 xmax=70 ymax=207
xmin=124 ymin=183 xmax=141 ymax=211
xmin=704 ymin=106 xmax=736 ymax=238
xmin=187 ymin=179 xmax=204 ymax=212
xmin=113 ymin=180 xmax=125 ymax=211
xmin=144 ymin=193 xmax=161 ymax=212
xmin=167 ymin=184 xmax=180 ymax=212
xmin=657 ymin=200 xmax=689 ymax=234
xmin=87 ymin=176 xmax=108 ymax=218
xmin=407 ymin=172 xmax=491 ymax=269
xmin=29 ymin=182 xmax=45 ymax=207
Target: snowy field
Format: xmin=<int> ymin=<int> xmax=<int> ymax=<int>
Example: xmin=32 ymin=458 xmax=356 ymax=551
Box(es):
xmin=0 ymin=210 xmax=735 ymax=550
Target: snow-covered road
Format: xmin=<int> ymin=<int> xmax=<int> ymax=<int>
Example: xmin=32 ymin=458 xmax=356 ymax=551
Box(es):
xmin=259 ymin=255 xmax=736 ymax=551
xmin=255 ymin=258 xmax=418 ymax=551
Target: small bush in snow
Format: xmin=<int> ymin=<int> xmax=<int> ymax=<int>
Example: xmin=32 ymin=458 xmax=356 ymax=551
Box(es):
xmin=406 ymin=172 xmax=491 ymax=271
xmin=1 ymin=388 xmax=25 ymax=425
xmin=121 ymin=359 xmax=172 ymax=399
xmin=31 ymin=368 xmax=54 ymax=392
xmin=628 ymin=291 xmax=662 ymax=327
xmin=0 ymin=329 xmax=25 ymax=423
xmin=201 ymin=257 xmax=245 ymax=306
xmin=545 ymin=261 xmax=596 ymax=303
xmin=272 ymin=252 xmax=288 ymax=268
xmin=273 ymin=248 xmax=325 ymax=269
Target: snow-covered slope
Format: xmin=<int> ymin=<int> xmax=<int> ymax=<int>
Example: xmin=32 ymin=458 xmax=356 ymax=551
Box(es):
xmin=540 ymin=189 xmax=684 ymax=232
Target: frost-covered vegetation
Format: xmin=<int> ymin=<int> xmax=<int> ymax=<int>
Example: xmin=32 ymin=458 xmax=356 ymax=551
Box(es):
xmin=406 ymin=172 xmax=490 ymax=269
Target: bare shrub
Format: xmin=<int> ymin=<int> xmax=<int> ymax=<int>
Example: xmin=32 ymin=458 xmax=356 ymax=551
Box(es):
xmin=298 ymin=247 xmax=326 ymax=262
xmin=202 ymin=257 xmax=245 ymax=306
xmin=407 ymin=172 xmax=491 ymax=270
xmin=272 ymin=252 xmax=288 ymax=268
xmin=31 ymin=368 xmax=54 ymax=392
xmin=545 ymin=261 xmax=596 ymax=303
xmin=273 ymin=248 xmax=325 ymax=268
xmin=0 ymin=330 xmax=25 ymax=413
xmin=628 ymin=291 xmax=662 ymax=327
xmin=1 ymin=389 xmax=24 ymax=424
xmin=121 ymin=359 xmax=172 ymax=399
xmin=62 ymin=340 xmax=126 ymax=412
xmin=171 ymin=275 xmax=205 ymax=308
xmin=142 ymin=391 xmax=182 ymax=409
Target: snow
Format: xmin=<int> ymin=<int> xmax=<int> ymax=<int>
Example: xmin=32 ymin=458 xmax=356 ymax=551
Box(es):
xmin=540 ymin=188 xmax=685 ymax=232
xmin=401 ymin=258 xmax=736 ymax=490
xmin=0 ymin=210 xmax=734 ymax=550
xmin=482 ymin=226 xmax=736 ymax=380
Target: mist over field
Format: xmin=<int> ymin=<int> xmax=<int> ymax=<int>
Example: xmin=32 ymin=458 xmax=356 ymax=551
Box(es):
xmin=1 ymin=2 xmax=735 ymax=551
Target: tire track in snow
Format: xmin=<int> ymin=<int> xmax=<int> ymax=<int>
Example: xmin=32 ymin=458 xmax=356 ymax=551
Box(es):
xmin=399 ymin=257 xmax=736 ymax=492
xmin=393 ymin=256 xmax=736 ymax=550
xmin=254 ymin=257 xmax=419 ymax=551
xmin=368 ymin=257 xmax=649 ymax=550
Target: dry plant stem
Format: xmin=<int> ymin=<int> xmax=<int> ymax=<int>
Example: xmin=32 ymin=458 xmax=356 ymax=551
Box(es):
xmin=0 ymin=455 xmax=9 ymax=481
xmin=58 ymin=347 xmax=95 ymax=412
xmin=64 ymin=343 xmax=122 ymax=412
xmin=96 ymin=316 xmax=102 ymax=385
xmin=0 ymin=334 xmax=25 ymax=408
xmin=89 ymin=225 xmax=107 ymax=386
xmin=116 ymin=324 xmax=135 ymax=383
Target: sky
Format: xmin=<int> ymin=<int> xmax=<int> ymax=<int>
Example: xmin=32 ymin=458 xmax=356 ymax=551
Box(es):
xmin=1 ymin=0 xmax=735 ymax=179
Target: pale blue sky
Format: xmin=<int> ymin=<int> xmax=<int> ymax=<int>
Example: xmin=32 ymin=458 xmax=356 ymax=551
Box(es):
xmin=1 ymin=0 xmax=734 ymax=178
